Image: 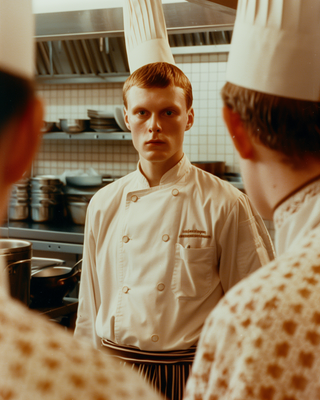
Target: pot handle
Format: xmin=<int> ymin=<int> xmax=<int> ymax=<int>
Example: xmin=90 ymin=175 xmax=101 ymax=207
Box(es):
xmin=56 ymin=269 xmax=81 ymax=286
xmin=72 ymin=258 xmax=82 ymax=270
xmin=4 ymin=259 xmax=32 ymax=275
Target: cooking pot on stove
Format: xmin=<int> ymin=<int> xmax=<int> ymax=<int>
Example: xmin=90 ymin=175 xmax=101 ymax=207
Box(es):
xmin=30 ymin=259 xmax=82 ymax=307
xmin=0 ymin=239 xmax=32 ymax=306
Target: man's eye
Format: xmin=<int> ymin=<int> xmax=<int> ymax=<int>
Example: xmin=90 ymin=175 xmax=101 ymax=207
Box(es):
xmin=165 ymin=110 xmax=173 ymax=116
xmin=138 ymin=110 xmax=146 ymax=115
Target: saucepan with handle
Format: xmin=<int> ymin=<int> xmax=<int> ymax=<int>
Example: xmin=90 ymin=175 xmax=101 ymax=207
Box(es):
xmin=30 ymin=259 xmax=82 ymax=307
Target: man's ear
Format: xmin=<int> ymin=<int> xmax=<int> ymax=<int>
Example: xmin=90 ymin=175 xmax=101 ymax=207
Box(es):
xmin=4 ymin=97 xmax=44 ymax=185
xmin=222 ymin=106 xmax=254 ymax=159
xmin=185 ymin=107 xmax=194 ymax=131
xmin=124 ymin=108 xmax=131 ymax=131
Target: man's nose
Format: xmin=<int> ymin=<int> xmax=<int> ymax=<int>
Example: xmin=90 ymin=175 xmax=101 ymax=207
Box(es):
xmin=148 ymin=114 xmax=162 ymax=133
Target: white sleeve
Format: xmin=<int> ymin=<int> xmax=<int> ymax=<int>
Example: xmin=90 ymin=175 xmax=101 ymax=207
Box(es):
xmin=74 ymin=205 xmax=101 ymax=349
xmin=218 ymin=193 xmax=275 ymax=292
xmin=123 ymin=0 xmax=175 ymax=73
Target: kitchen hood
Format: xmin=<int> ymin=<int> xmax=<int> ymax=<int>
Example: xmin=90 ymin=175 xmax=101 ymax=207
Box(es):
xmin=35 ymin=1 xmax=236 ymax=84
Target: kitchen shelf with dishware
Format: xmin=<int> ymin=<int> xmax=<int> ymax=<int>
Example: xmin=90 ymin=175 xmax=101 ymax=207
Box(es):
xmin=42 ymin=107 xmax=131 ymax=140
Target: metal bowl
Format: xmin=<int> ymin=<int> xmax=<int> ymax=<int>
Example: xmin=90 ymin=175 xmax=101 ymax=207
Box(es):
xmin=41 ymin=121 xmax=60 ymax=134
xmin=59 ymin=119 xmax=91 ymax=134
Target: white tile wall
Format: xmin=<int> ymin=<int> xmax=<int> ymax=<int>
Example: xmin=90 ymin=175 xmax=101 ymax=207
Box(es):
xmin=34 ymin=53 xmax=240 ymax=177
xmin=34 ymin=52 xmax=275 ymax=237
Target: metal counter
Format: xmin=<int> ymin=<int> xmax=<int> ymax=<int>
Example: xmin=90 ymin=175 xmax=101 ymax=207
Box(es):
xmin=0 ymin=220 xmax=84 ymax=255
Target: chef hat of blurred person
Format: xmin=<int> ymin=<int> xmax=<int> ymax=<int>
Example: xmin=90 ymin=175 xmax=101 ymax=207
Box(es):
xmin=226 ymin=0 xmax=320 ymax=101
xmin=0 ymin=0 xmax=34 ymax=79
xmin=123 ymin=0 xmax=175 ymax=73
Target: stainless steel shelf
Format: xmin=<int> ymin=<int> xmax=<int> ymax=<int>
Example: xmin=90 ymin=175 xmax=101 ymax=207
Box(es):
xmin=0 ymin=221 xmax=84 ymax=255
xmin=42 ymin=132 xmax=132 ymax=140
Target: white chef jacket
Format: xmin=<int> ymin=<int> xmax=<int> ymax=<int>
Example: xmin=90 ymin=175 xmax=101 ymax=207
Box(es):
xmin=74 ymin=155 xmax=274 ymax=350
xmin=184 ymin=179 xmax=320 ymax=400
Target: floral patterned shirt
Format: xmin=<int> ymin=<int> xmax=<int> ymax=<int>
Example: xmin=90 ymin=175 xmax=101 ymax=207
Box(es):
xmin=184 ymin=178 xmax=320 ymax=400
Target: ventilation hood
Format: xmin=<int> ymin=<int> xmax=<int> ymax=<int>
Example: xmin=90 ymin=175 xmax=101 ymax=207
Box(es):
xmin=35 ymin=1 xmax=236 ymax=84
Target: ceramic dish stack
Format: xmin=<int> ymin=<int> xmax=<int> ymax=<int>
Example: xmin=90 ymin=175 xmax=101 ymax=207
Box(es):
xmin=87 ymin=109 xmax=119 ymax=133
xmin=30 ymin=176 xmax=65 ymax=223
xmin=8 ymin=178 xmax=30 ymax=221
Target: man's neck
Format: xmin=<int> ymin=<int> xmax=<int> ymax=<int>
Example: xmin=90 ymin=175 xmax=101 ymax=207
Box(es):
xmin=139 ymin=154 xmax=184 ymax=187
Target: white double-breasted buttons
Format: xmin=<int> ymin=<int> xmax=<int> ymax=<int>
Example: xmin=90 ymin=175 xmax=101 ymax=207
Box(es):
xmin=122 ymin=286 xmax=129 ymax=294
xmin=131 ymin=195 xmax=138 ymax=202
xmin=122 ymin=236 xmax=130 ymax=243
xmin=162 ymin=234 xmax=170 ymax=242
xmin=157 ymin=283 xmax=165 ymax=291
xmin=172 ymin=188 xmax=179 ymax=196
xmin=151 ymin=335 xmax=159 ymax=342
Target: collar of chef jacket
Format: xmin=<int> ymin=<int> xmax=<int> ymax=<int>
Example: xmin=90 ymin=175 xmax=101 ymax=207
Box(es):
xmin=274 ymin=177 xmax=320 ymax=255
xmin=135 ymin=154 xmax=192 ymax=188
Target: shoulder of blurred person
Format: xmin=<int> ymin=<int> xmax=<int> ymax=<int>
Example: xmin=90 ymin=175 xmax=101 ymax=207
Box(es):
xmin=185 ymin=219 xmax=320 ymax=400
xmin=0 ymin=285 xmax=162 ymax=400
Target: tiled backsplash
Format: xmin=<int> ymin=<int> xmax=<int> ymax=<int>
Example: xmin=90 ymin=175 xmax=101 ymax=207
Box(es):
xmin=34 ymin=52 xmax=275 ymax=240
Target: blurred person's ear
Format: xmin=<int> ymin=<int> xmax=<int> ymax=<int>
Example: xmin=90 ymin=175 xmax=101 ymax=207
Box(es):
xmin=222 ymin=106 xmax=254 ymax=160
xmin=3 ymin=97 xmax=44 ymax=185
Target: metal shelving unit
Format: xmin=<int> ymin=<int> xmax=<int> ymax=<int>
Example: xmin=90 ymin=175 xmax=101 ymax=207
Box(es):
xmin=42 ymin=131 xmax=132 ymax=140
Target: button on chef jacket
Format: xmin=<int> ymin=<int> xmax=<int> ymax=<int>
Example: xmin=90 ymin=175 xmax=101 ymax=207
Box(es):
xmin=74 ymin=156 xmax=275 ymax=350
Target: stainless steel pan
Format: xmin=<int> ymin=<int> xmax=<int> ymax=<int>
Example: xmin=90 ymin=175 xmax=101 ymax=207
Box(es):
xmin=66 ymin=175 xmax=115 ymax=187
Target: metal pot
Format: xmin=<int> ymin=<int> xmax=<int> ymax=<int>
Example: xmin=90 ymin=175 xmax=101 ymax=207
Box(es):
xmin=30 ymin=201 xmax=55 ymax=222
xmin=8 ymin=200 xmax=29 ymax=221
xmin=30 ymin=176 xmax=63 ymax=192
xmin=30 ymin=259 xmax=82 ymax=307
xmin=191 ymin=161 xmax=226 ymax=178
xmin=0 ymin=239 xmax=32 ymax=306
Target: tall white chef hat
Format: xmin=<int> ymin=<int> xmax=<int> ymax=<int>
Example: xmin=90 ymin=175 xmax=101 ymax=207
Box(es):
xmin=123 ymin=0 xmax=175 ymax=73
xmin=226 ymin=0 xmax=320 ymax=101
xmin=0 ymin=0 xmax=34 ymax=79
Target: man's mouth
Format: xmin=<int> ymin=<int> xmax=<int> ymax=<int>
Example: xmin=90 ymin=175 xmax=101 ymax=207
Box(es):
xmin=146 ymin=139 xmax=165 ymax=144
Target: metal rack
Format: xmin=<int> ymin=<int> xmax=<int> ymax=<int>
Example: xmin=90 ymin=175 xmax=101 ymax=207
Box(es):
xmin=42 ymin=131 xmax=131 ymax=140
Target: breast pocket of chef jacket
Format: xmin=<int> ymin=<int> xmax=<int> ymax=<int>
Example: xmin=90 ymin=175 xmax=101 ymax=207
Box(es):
xmin=172 ymin=243 xmax=219 ymax=300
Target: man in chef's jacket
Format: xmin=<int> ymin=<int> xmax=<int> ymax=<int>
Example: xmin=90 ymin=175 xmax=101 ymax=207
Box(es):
xmin=74 ymin=0 xmax=274 ymax=399
xmin=0 ymin=1 xmax=164 ymax=400
xmin=184 ymin=1 xmax=320 ymax=399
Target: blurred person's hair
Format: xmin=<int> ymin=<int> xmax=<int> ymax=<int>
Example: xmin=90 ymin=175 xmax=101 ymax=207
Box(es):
xmin=123 ymin=62 xmax=193 ymax=110
xmin=221 ymin=82 xmax=320 ymax=163
xmin=0 ymin=70 xmax=34 ymax=132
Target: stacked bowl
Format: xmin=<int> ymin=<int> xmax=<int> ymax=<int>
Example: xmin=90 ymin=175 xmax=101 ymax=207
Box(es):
xmin=88 ymin=109 xmax=120 ymax=133
xmin=8 ymin=178 xmax=30 ymax=221
xmin=30 ymin=176 xmax=65 ymax=223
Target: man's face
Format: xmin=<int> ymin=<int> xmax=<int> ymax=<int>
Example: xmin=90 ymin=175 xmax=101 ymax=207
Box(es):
xmin=124 ymin=85 xmax=194 ymax=170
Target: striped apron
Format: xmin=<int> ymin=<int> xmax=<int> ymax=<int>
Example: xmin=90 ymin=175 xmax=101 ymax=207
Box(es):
xmin=101 ymin=339 xmax=196 ymax=400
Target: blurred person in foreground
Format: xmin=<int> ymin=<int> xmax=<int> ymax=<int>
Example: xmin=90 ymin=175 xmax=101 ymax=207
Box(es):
xmin=0 ymin=1 xmax=163 ymax=399
xmin=74 ymin=1 xmax=274 ymax=399
xmin=184 ymin=0 xmax=320 ymax=399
